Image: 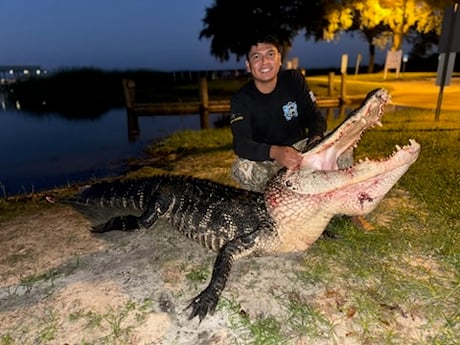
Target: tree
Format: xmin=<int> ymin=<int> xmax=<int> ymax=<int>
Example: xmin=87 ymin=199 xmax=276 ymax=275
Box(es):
xmin=199 ymin=0 xmax=453 ymax=73
xmin=323 ymin=0 xmax=450 ymax=71
xmin=323 ymin=0 xmax=389 ymax=72
xmin=199 ymin=0 xmax=304 ymax=62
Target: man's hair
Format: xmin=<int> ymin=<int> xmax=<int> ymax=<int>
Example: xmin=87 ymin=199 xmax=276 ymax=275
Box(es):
xmin=245 ymin=34 xmax=281 ymax=59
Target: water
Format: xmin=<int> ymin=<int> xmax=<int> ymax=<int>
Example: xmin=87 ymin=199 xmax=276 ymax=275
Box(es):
xmin=1 ymin=106 xmax=223 ymax=197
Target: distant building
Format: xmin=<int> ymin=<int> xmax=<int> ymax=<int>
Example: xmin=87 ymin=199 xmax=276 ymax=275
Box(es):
xmin=0 ymin=65 xmax=45 ymax=85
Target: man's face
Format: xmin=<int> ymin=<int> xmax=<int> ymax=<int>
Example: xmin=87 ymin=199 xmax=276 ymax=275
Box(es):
xmin=246 ymin=42 xmax=282 ymax=83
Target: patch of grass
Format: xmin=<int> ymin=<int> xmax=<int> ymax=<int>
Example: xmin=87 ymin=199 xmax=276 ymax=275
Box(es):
xmin=186 ymin=266 xmax=211 ymax=284
xmin=220 ymin=297 xmax=287 ymax=345
xmin=307 ymin=72 xmax=459 ymax=97
xmin=0 ymin=334 xmax=14 ymax=345
xmin=19 ymin=269 xmax=59 ymax=293
xmin=0 ymin=195 xmax=51 ymax=222
xmin=145 ymin=127 xmax=233 ymax=157
xmin=38 ymin=310 xmax=58 ymax=342
xmin=67 ymin=299 xmax=152 ymax=344
xmin=282 ymin=291 xmax=336 ymax=342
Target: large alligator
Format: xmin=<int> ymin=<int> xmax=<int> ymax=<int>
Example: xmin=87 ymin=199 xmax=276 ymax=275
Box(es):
xmin=65 ymin=88 xmax=420 ymax=321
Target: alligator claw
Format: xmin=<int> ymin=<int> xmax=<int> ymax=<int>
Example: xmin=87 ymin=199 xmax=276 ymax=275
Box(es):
xmin=90 ymin=215 xmax=140 ymax=233
xmin=90 ymin=218 xmax=121 ymax=232
xmin=186 ymin=289 xmax=219 ymax=322
xmin=90 ymin=223 xmax=110 ymax=233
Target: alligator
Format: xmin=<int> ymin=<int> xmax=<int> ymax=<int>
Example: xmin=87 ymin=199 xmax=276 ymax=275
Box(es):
xmin=65 ymin=88 xmax=420 ymax=321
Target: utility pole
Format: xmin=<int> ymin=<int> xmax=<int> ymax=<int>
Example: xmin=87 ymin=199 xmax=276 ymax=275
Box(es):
xmin=435 ymin=1 xmax=460 ymax=121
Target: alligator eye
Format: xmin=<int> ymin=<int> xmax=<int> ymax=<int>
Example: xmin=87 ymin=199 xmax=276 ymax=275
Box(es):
xmin=285 ymin=181 xmax=292 ymax=187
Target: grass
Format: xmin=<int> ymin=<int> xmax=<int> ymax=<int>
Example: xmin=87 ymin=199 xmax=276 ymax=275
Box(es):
xmin=135 ymin=107 xmax=460 ymax=344
xmin=307 ymin=71 xmax=460 ymax=97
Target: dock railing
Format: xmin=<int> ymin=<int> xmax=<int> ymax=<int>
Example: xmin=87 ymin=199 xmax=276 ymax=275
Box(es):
xmin=122 ymin=74 xmax=360 ymax=136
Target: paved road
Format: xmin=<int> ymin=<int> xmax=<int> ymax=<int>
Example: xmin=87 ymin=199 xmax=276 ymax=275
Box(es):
xmin=387 ymin=78 xmax=460 ymax=111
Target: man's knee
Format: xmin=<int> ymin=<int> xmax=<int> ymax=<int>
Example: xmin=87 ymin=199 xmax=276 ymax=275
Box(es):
xmin=231 ymin=159 xmax=279 ymax=192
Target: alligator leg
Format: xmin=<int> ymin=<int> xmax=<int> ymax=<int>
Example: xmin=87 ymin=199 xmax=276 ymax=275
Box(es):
xmin=91 ymin=191 xmax=171 ymax=233
xmin=91 ymin=215 xmax=142 ymax=233
xmin=186 ymin=230 xmax=261 ymax=321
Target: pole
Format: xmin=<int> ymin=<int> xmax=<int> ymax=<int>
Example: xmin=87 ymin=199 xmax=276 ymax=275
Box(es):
xmin=199 ymin=77 xmax=209 ymax=129
xmin=435 ymin=2 xmax=458 ymax=121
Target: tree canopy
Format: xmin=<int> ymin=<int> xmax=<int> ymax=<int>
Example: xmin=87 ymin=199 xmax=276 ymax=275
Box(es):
xmin=199 ymin=0 xmax=306 ymax=61
xmin=199 ymin=0 xmax=454 ymax=71
xmin=323 ymin=0 xmax=450 ymax=51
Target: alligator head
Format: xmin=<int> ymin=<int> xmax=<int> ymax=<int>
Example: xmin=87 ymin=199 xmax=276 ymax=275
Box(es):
xmin=264 ymin=88 xmax=421 ymax=253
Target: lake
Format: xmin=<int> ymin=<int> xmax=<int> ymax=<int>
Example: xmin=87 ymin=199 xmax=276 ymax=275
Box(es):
xmin=1 ymin=104 xmax=224 ymax=197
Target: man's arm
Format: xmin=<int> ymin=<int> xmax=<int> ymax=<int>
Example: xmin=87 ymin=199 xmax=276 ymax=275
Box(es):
xmin=230 ymin=95 xmax=272 ymax=161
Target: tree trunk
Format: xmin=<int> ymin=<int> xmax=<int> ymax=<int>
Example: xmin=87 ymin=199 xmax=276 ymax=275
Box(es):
xmin=392 ymin=32 xmax=403 ymax=51
xmin=367 ymin=43 xmax=376 ymax=73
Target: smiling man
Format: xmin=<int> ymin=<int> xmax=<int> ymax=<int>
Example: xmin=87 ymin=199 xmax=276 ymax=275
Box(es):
xmin=229 ymin=35 xmax=327 ymax=192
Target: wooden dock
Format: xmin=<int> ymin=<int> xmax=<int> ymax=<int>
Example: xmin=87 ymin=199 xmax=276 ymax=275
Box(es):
xmin=122 ymin=76 xmax=364 ymax=141
xmin=123 ymin=79 xmax=347 ymax=113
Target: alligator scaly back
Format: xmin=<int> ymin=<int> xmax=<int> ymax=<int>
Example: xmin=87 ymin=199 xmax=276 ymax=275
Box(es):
xmin=66 ymin=174 xmax=278 ymax=321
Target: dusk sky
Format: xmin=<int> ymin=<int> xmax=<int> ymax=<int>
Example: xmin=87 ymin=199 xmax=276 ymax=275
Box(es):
xmin=1 ymin=0 xmax=393 ymax=72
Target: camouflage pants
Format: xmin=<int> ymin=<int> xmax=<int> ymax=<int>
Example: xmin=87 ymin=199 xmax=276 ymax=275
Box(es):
xmin=231 ymin=139 xmax=308 ymax=192
xmin=231 ymin=138 xmax=354 ymax=192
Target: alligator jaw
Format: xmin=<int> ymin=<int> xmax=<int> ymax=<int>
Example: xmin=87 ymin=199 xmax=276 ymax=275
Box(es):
xmin=279 ymin=87 xmax=420 ymax=200
xmin=281 ymin=139 xmax=420 ymax=202
xmin=264 ymin=88 xmax=420 ymax=253
xmin=300 ymin=88 xmax=390 ymax=171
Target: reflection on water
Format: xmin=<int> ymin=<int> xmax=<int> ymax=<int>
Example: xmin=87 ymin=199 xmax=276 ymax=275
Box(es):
xmin=0 ymin=105 xmax=224 ymax=197
xmin=0 ymin=99 xmax=350 ymax=197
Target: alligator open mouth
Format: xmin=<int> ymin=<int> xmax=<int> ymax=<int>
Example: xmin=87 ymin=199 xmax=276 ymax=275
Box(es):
xmin=300 ymin=88 xmax=391 ymax=171
xmin=280 ymin=88 xmax=420 ymax=197
xmin=265 ymin=88 xmax=421 ymax=252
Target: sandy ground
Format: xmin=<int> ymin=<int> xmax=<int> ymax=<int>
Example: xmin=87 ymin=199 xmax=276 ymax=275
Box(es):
xmin=0 ymin=201 xmax=311 ymax=345
xmin=1 ymin=191 xmax=455 ymax=345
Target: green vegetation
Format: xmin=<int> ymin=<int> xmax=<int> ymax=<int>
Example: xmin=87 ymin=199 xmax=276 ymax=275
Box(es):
xmin=136 ymin=107 xmax=459 ymax=344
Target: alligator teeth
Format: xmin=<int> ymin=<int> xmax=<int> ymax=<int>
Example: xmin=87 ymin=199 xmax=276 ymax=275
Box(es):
xmin=395 ymin=144 xmax=402 ymax=151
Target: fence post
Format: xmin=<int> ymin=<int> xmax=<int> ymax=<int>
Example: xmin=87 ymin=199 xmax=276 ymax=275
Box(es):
xmin=328 ymin=72 xmax=335 ymax=96
xmin=122 ymin=79 xmax=136 ymax=110
xmin=340 ymin=73 xmax=347 ymax=104
xmin=127 ymin=113 xmax=139 ymax=143
xmin=199 ymin=77 xmax=209 ymax=129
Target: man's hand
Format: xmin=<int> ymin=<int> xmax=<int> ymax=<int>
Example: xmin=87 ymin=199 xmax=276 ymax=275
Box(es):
xmin=269 ymin=145 xmax=303 ymax=170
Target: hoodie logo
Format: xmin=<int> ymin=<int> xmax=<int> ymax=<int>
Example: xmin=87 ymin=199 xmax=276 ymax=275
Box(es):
xmin=282 ymin=101 xmax=298 ymax=121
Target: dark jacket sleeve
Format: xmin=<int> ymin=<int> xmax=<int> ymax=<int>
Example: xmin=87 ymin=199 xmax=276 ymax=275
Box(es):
xmin=230 ymin=93 xmax=271 ymax=161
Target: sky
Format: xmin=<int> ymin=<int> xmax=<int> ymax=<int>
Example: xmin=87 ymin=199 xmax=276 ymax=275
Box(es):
xmin=1 ymin=0 xmax=393 ymax=73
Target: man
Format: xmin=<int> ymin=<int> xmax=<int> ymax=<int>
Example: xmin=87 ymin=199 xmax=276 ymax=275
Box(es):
xmin=229 ymin=35 xmax=373 ymax=230
xmin=230 ymin=35 xmax=326 ymax=192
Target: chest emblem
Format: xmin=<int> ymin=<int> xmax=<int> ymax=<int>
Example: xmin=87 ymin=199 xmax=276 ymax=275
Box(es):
xmin=282 ymin=101 xmax=298 ymax=121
